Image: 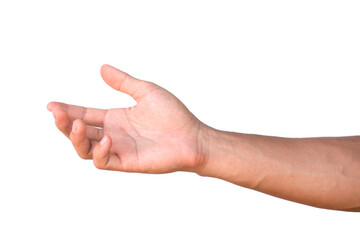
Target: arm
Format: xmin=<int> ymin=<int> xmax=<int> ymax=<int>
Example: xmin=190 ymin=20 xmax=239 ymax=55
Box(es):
xmin=48 ymin=64 xmax=360 ymax=212
xmin=196 ymin=127 xmax=360 ymax=211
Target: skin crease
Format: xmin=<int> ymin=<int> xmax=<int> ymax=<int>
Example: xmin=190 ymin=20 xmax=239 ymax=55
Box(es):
xmin=48 ymin=64 xmax=360 ymax=212
xmin=48 ymin=65 xmax=203 ymax=173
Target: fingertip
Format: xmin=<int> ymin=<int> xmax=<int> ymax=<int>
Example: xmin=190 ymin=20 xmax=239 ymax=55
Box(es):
xmin=100 ymin=64 xmax=112 ymax=77
xmin=47 ymin=102 xmax=67 ymax=112
xmin=70 ymin=120 xmax=87 ymax=147
xmin=71 ymin=119 xmax=85 ymax=135
xmin=101 ymin=63 xmax=111 ymax=70
xmin=52 ymin=107 xmax=71 ymax=133
xmin=70 ymin=120 xmax=92 ymax=159
xmin=51 ymin=107 xmax=60 ymax=120
xmin=52 ymin=107 xmax=65 ymax=120
xmin=93 ymin=135 xmax=112 ymax=169
xmin=47 ymin=102 xmax=53 ymax=111
xmin=99 ymin=135 xmax=112 ymax=152
xmin=95 ymin=135 xmax=112 ymax=153
xmin=72 ymin=119 xmax=78 ymax=134
xmin=100 ymin=64 xmax=145 ymax=101
xmin=100 ymin=64 xmax=112 ymax=79
xmin=99 ymin=135 xmax=110 ymax=146
xmin=47 ymin=101 xmax=61 ymax=111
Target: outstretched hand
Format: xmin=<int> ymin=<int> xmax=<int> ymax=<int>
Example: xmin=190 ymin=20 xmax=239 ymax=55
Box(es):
xmin=47 ymin=65 xmax=206 ymax=173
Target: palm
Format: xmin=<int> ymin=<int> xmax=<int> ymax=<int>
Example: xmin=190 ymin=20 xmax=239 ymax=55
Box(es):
xmin=103 ymin=87 xmax=201 ymax=173
xmin=48 ymin=65 xmax=203 ymax=173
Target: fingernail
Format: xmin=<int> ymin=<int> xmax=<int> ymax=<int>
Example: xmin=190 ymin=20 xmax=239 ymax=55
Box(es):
xmin=100 ymin=136 xmax=108 ymax=146
xmin=72 ymin=121 xmax=78 ymax=133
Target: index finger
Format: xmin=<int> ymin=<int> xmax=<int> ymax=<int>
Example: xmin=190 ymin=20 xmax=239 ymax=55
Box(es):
xmin=47 ymin=102 xmax=107 ymax=127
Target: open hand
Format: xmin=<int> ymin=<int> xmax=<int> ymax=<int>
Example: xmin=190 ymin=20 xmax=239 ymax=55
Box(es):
xmin=47 ymin=65 xmax=206 ymax=173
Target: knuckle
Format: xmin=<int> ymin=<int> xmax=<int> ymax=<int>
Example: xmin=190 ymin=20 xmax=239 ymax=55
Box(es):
xmin=80 ymin=107 xmax=88 ymax=121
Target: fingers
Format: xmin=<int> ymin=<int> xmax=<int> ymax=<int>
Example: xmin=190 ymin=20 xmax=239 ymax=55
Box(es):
xmin=86 ymin=126 xmax=104 ymax=141
xmin=51 ymin=109 xmax=116 ymax=168
xmin=100 ymin=64 xmax=151 ymax=101
xmin=93 ymin=135 xmax=112 ymax=169
xmin=47 ymin=102 xmax=106 ymax=127
xmin=70 ymin=119 xmax=98 ymax=159
xmin=52 ymin=107 xmax=72 ymax=138
xmin=51 ymin=107 xmax=103 ymax=140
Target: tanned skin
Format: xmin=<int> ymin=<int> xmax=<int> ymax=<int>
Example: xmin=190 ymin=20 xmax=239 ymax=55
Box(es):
xmin=47 ymin=64 xmax=360 ymax=212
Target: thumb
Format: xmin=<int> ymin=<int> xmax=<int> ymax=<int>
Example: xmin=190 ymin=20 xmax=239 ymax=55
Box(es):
xmin=100 ymin=64 xmax=149 ymax=101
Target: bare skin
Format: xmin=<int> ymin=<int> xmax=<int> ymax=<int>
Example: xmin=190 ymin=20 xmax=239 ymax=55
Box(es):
xmin=48 ymin=64 xmax=360 ymax=211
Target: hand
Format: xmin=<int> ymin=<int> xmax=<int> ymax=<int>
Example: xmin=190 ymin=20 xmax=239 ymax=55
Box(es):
xmin=47 ymin=64 xmax=206 ymax=173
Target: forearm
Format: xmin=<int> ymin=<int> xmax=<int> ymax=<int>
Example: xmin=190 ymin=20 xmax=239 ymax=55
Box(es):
xmin=196 ymin=126 xmax=360 ymax=211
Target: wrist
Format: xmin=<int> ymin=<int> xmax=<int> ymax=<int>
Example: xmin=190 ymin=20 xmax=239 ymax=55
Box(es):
xmin=193 ymin=125 xmax=235 ymax=176
xmin=194 ymin=125 xmax=263 ymax=189
xmin=194 ymin=125 xmax=231 ymax=177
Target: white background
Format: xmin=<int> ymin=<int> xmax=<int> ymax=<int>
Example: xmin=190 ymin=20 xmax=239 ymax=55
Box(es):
xmin=0 ymin=0 xmax=359 ymax=239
